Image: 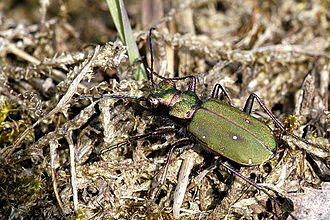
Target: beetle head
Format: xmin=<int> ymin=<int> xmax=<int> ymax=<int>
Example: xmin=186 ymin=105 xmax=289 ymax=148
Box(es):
xmin=147 ymin=80 xmax=201 ymax=119
xmin=147 ymin=80 xmax=179 ymax=108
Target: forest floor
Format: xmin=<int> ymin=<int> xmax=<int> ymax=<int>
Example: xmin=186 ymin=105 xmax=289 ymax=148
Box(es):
xmin=0 ymin=0 xmax=330 ymax=219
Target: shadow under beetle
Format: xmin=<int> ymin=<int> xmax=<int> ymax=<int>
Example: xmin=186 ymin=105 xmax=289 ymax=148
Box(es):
xmin=81 ymin=29 xmax=327 ymax=219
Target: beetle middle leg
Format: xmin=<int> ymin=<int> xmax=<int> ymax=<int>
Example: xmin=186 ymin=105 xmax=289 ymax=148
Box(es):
xmin=243 ymin=93 xmax=285 ymax=130
xmin=211 ymin=84 xmax=232 ymax=104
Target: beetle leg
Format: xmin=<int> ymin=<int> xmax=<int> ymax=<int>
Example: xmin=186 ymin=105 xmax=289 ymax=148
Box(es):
xmin=211 ymin=84 xmax=232 ymax=104
xmin=157 ymin=74 xmax=196 ymax=92
xmin=243 ymin=93 xmax=285 ymax=130
xmin=148 ymin=28 xmax=197 ymax=92
xmin=161 ymin=75 xmax=196 ymax=92
xmin=218 ymin=159 xmax=297 ymax=219
xmin=218 ymin=160 xmax=265 ymax=192
xmin=146 ymin=69 xmax=197 ymax=92
xmin=161 ymin=139 xmax=194 ymax=185
xmin=244 ymin=94 xmax=330 ymax=152
xmin=100 ymin=127 xmax=177 ymax=154
xmin=148 ymin=138 xmax=194 ymax=200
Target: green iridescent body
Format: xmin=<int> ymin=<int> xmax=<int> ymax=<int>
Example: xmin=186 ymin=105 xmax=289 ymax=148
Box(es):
xmin=150 ymin=82 xmax=277 ymax=165
xmin=188 ymin=99 xmax=276 ymax=165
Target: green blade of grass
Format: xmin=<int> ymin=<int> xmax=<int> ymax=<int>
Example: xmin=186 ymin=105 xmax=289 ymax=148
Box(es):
xmin=106 ymin=0 xmax=147 ymax=80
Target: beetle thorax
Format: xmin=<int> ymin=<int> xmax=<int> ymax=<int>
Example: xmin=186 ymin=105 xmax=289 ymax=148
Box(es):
xmin=168 ymin=91 xmax=201 ymax=119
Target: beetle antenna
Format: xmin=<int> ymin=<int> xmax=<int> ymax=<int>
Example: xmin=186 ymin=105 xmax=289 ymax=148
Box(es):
xmin=148 ymin=27 xmax=156 ymax=87
xmin=77 ymin=94 xmax=147 ymax=102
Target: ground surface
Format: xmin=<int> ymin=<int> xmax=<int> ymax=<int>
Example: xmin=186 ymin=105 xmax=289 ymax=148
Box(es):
xmin=0 ymin=0 xmax=330 ymax=219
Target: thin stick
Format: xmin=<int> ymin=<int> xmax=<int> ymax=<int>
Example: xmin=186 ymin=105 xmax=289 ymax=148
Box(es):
xmin=50 ymin=140 xmax=66 ymax=215
xmin=65 ymin=132 xmax=78 ymax=213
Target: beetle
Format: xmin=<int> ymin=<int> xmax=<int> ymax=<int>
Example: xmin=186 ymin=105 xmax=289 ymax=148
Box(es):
xmin=80 ymin=29 xmax=328 ymax=218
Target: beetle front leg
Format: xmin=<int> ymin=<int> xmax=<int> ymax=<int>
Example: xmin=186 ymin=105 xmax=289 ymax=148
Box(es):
xmin=211 ymin=84 xmax=232 ymax=104
xmin=243 ymin=93 xmax=285 ymax=131
xmin=148 ymin=28 xmax=197 ymax=92
xmin=149 ymin=138 xmax=194 ymax=199
xmin=161 ymin=139 xmax=194 ymax=185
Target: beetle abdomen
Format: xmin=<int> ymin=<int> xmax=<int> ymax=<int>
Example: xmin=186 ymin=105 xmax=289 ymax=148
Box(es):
xmin=188 ymin=99 xmax=277 ymax=165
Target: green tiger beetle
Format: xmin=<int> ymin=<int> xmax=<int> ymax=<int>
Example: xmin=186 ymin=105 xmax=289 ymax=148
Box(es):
xmin=80 ymin=29 xmax=328 ymax=218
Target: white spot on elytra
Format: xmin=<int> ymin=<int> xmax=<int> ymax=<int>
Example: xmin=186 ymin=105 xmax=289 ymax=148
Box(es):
xmin=232 ymin=135 xmax=238 ymax=140
xmin=248 ymin=158 xmax=253 ymax=164
xmin=202 ymin=135 xmax=206 ymax=139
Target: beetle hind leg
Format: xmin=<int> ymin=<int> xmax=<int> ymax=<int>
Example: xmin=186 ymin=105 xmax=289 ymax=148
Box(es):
xmin=218 ymin=159 xmax=296 ymax=219
xmin=243 ymin=93 xmax=330 ymax=152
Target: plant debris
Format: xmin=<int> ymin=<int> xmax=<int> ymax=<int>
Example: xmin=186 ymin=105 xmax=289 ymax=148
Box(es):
xmin=0 ymin=0 xmax=330 ymax=219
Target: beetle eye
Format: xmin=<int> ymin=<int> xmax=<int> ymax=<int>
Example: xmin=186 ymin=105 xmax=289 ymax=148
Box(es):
xmin=148 ymin=96 xmax=160 ymax=107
